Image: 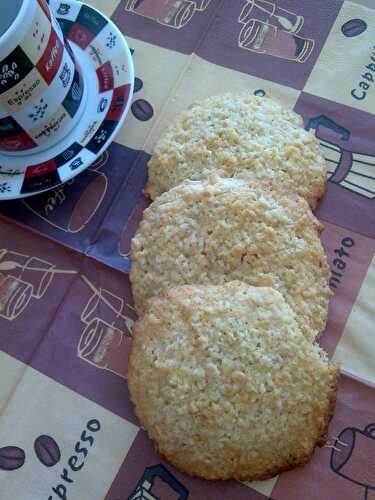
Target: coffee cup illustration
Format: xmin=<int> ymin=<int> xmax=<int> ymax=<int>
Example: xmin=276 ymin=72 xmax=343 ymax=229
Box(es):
xmin=330 ymin=423 xmax=375 ymax=498
xmin=78 ymin=318 xmax=133 ymax=379
xmin=238 ymin=19 xmax=314 ymax=63
xmin=22 ymin=169 xmax=108 ymax=233
xmin=128 ymin=464 xmax=189 ymax=500
xmin=80 ymin=280 xmax=135 ymax=336
xmin=191 ymin=0 xmax=212 ymax=11
xmin=0 ymin=272 xmax=33 ymax=320
xmin=0 ymin=249 xmax=78 ymax=321
xmin=124 ymin=0 xmax=195 ymax=29
xmin=0 ymin=250 xmax=55 ymax=299
xmin=239 ymin=0 xmax=303 ymax=33
xmin=78 ymin=275 xmax=135 ymax=378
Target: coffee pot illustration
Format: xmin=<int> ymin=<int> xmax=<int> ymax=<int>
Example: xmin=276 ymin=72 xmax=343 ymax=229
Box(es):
xmin=128 ymin=464 xmax=189 ymax=500
xmin=306 ymin=115 xmax=375 ymax=199
xmin=330 ymin=423 xmax=375 ymax=499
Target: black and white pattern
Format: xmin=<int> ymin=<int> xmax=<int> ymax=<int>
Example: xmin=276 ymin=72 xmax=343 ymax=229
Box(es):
xmin=0 ymin=182 xmax=11 ymax=193
xmin=0 ymin=48 xmax=32 ymax=95
xmin=106 ymin=32 xmax=117 ymax=49
xmin=57 ymin=3 xmax=71 ymax=16
xmin=28 ymin=98 xmax=48 ymax=123
xmin=59 ymin=62 xmax=72 ymax=87
xmin=0 ymin=0 xmax=133 ymax=199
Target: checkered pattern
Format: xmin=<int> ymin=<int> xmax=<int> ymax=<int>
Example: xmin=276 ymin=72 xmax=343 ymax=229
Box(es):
xmin=0 ymin=1 xmax=132 ymax=194
xmin=0 ymin=0 xmax=86 ymax=153
xmin=1 ymin=0 xmax=375 ymax=499
xmin=20 ymin=77 xmax=132 ymax=194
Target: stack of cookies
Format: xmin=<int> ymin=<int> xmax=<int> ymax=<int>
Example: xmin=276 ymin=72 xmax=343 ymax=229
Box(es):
xmin=128 ymin=94 xmax=340 ymax=481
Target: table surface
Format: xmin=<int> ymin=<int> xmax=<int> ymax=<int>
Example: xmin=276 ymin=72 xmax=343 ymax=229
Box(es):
xmin=0 ymin=1 xmax=375 ymax=499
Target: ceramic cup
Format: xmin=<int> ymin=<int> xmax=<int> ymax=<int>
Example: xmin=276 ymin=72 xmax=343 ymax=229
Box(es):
xmin=0 ymin=0 xmax=86 ymax=154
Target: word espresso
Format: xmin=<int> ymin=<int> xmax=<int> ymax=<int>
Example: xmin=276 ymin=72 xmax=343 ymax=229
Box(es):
xmin=49 ymin=419 xmax=101 ymax=500
xmin=329 ymin=236 xmax=355 ymax=290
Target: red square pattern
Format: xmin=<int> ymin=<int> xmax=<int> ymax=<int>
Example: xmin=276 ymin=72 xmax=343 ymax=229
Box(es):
xmin=106 ymin=84 xmax=131 ymax=121
xmin=68 ymin=23 xmax=95 ymax=50
xmin=25 ymin=160 xmax=57 ymax=178
xmin=36 ymin=28 xmax=64 ymax=85
xmin=96 ymin=61 xmax=114 ymax=93
xmin=0 ymin=133 xmax=37 ymax=152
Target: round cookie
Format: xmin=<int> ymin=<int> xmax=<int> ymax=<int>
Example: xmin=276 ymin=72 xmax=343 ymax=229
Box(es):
xmin=130 ymin=178 xmax=331 ymax=340
xmin=128 ymin=282 xmax=339 ymax=481
xmin=145 ymin=93 xmax=327 ymax=207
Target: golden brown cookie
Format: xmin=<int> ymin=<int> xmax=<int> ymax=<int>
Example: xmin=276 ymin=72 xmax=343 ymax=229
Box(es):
xmin=146 ymin=93 xmax=327 ymax=207
xmin=128 ymin=282 xmax=339 ymax=481
xmin=130 ymin=177 xmax=331 ymax=340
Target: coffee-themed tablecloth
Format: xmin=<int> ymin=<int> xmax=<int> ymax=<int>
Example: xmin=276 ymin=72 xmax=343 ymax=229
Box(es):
xmin=1 ymin=0 xmax=375 ymax=498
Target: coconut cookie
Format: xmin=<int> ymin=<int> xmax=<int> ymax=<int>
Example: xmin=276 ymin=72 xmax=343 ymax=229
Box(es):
xmin=145 ymin=93 xmax=326 ymax=208
xmin=128 ymin=282 xmax=339 ymax=481
xmin=130 ymin=178 xmax=331 ymax=340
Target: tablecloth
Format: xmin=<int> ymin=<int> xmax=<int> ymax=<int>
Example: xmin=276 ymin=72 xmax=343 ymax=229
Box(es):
xmin=1 ymin=0 xmax=375 ymax=499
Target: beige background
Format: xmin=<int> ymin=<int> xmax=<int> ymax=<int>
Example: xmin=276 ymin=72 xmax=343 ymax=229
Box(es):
xmin=0 ymin=352 xmax=139 ymax=500
xmin=116 ymin=38 xmax=189 ymax=151
xmin=353 ymin=0 xmax=373 ymax=7
xmin=334 ymin=255 xmax=375 ymax=384
xmin=305 ymin=1 xmax=375 ymax=113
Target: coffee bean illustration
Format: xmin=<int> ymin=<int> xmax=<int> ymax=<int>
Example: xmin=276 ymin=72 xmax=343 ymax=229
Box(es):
xmin=34 ymin=435 xmax=61 ymax=467
xmin=341 ymin=19 xmax=367 ymax=38
xmin=254 ymin=89 xmax=266 ymax=97
xmin=134 ymin=77 xmax=143 ymax=93
xmin=0 ymin=446 xmax=25 ymax=471
xmin=131 ymin=99 xmax=154 ymax=122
